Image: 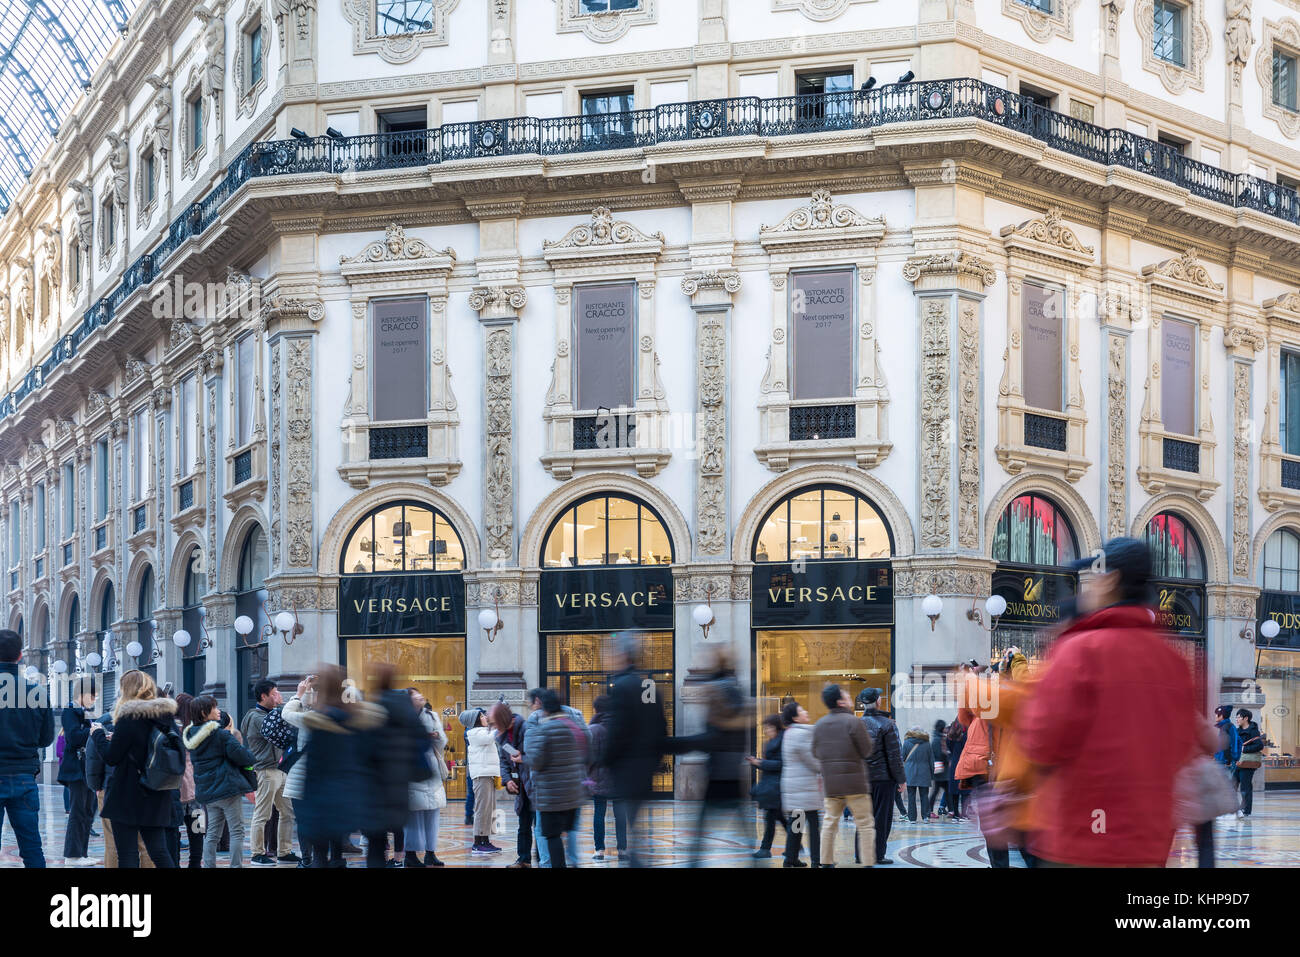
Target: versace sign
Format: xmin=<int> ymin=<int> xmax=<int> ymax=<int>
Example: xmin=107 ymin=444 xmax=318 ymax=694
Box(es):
xmin=992 ymin=567 xmax=1078 ymax=627
xmin=539 ymin=566 xmax=674 ymax=633
xmin=338 ymin=573 xmax=466 ymax=638
xmin=750 ymin=561 xmax=893 ymax=629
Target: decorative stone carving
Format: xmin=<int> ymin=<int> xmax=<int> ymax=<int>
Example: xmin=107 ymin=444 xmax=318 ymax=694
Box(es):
xmin=68 ymin=181 xmax=93 ymax=253
xmin=553 ymin=0 xmax=657 ymax=42
xmin=194 ymin=5 xmax=226 ymax=126
xmin=1256 ymin=17 xmax=1300 ymax=138
xmin=284 ymin=337 xmax=313 ymax=567
xmin=681 ymin=271 xmax=742 ymax=296
xmin=1227 ymin=1 xmax=1255 ymax=87
xmin=998 ymin=206 xmax=1095 ymax=258
xmin=696 ymin=310 xmax=728 ymax=556
xmin=234 ymin=0 xmax=270 ymax=119
xmin=1233 ymin=362 xmax=1251 ymax=577
xmin=145 ymin=74 xmax=172 ymax=161
xmin=919 ymin=298 xmax=951 ymax=550
xmin=270 ymin=341 xmax=282 ymax=564
xmin=1135 ymin=0 xmax=1210 ymax=94
xmin=340 ymin=222 xmax=455 ymax=266
xmin=1141 ymin=248 xmax=1224 ymax=293
xmin=772 ymin=0 xmax=872 ymax=20
xmin=342 ymin=0 xmax=460 ymax=64
xmin=1107 ymin=335 xmax=1128 ymax=539
xmin=902 ymin=252 xmax=998 ymax=288
xmin=468 ymin=286 xmax=528 ymax=313
xmin=1002 ymin=0 xmax=1081 ymax=42
xmin=544 ymin=207 xmax=665 ymax=252
xmin=484 ymin=326 xmax=515 ymax=562
xmin=957 ymin=302 xmax=980 ymax=548
xmin=123 ymin=357 xmax=149 ymax=386
xmin=105 ymin=133 xmax=129 ymax=212
xmin=38 ymin=225 xmax=60 ymax=297
xmin=759 ymin=187 xmax=883 ymax=234
xmin=261 ymin=296 xmax=325 ymax=325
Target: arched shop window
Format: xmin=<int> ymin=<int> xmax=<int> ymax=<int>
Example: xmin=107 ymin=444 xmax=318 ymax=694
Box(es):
xmin=341 ymin=501 xmax=465 ymax=573
xmin=235 ymin=526 xmax=269 ymax=722
xmin=1259 ymin=527 xmax=1300 ymax=592
xmin=32 ymin=604 xmax=49 ymax=675
xmin=136 ymin=567 xmax=156 ymax=681
xmin=542 ymin=493 xmax=673 ymax=567
xmin=992 ymin=493 xmax=1079 ymax=566
xmin=1145 ymin=512 xmax=1205 ymax=581
xmin=181 ymin=546 xmax=206 ymax=696
xmin=991 ymin=493 xmax=1080 ymax=666
xmin=753 ymin=485 xmax=892 ymax=562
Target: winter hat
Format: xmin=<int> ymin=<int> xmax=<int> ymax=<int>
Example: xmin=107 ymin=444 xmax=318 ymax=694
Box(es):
xmin=458 ymin=708 xmax=482 ymax=729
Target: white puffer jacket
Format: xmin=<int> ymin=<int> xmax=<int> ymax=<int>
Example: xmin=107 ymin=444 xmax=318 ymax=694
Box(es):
xmin=281 ymin=695 xmax=311 ymax=802
xmin=466 ymin=725 xmax=500 ymax=780
xmin=410 ymin=710 xmax=448 ymax=812
xmin=780 ymin=722 xmax=823 ymax=812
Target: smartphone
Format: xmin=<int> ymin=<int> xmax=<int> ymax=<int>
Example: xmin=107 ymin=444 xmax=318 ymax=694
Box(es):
xmin=501 ymin=743 xmax=520 ymax=758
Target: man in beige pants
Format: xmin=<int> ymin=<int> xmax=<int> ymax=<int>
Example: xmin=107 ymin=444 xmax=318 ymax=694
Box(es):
xmin=241 ymin=682 xmax=298 ymax=864
xmin=811 ymin=684 xmax=875 ymax=868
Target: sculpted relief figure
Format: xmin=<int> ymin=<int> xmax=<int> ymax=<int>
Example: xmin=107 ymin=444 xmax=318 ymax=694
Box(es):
xmin=69 ymin=180 xmax=94 ymax=251
xmin=106 ymin=132 xmax=130 ymax=209
xmin=194 ymin=5 xmax=226 ymax=115
xmin=1100 ymin=0 xmax=1126 ymax=39
xmin=145 ymin=74 xmax=173 ymax=158
xmin=1226 ymin=0 xmax=1254 ymax=84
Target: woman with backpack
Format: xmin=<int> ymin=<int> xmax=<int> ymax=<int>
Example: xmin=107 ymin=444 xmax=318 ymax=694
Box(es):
xmin=90 ymin=670 xmax=180 ymax=868
xmin=183 ymin=695 xmax=256 ymax=868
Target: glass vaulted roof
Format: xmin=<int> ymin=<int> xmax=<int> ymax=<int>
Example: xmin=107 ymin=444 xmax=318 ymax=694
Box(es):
xmin=0 ymin=1 xmax=137 ymax=215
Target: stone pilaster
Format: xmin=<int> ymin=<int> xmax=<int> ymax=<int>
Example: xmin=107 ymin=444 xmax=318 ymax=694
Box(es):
xmin=1101 ymin=290 xmax=1133 ymax=541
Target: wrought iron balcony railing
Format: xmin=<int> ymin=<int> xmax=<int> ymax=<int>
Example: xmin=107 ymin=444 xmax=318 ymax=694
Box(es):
xmin=573 ymin=412 xmax=637 ymax=450
xmin=1163 ymin=437 xmax=1201 ymax=473
xmin=1024 ymin=412 xmax=1067 ymax=451
xmin=369 ymin=425 xmax=428 ymax=460
xmin=233 ymin=450 xmax=253 ymax=485
xmin=178 ymin=479 xmax=194 ymax=511
xmin=789 ymin=404 xmax=856 ymax=441
xmin=10 ymin=77 xmax=1300 ymax=422
xmin=1283 ymin=457 xmax=1300 ymax=491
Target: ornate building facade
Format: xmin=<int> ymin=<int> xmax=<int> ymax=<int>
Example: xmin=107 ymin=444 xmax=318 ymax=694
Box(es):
xmin=3 ymin=0 xmax=1300 ymax=791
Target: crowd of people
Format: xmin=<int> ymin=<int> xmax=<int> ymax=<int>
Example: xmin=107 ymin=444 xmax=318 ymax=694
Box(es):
xmin=0 ymin=537 xmax=1274 ymax=868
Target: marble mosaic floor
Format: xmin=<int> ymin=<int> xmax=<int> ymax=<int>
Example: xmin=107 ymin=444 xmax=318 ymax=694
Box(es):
xmin=3 ymin=785 xmax=1297 ymax=867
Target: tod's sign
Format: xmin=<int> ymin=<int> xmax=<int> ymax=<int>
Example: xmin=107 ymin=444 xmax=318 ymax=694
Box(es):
xmin=338 ymin=573 xmax=466 ymax=637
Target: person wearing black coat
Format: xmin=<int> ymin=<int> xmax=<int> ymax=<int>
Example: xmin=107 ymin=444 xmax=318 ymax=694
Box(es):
xmin=0 ymin=632 xmax=55 ymax=868
xmin=494 ymin=704 xmax=534 ymax=867
xmin=1234 ymin=710 xmax=1265 ymax=817
xmin=946 ymin=720 xmax=967 ymax=819
xmin=747 ymin=714 xmax=788 ymax=859
xmin=184 ymin=697 xmax=257 ymax=868
xmin=57 ymin=677 xmax=99 ymax=863
xmin=362 ymin=682 xmax=427 ymax=868
xmin=90 ymin=671 xmax=179 ymax=868
xmin=603 ymin=634 xmax=669 ymax=868
xmin=927 ymin=720 xmax=949 ymax=818
xmin=856 ymin=687 xmax=905 ymax=866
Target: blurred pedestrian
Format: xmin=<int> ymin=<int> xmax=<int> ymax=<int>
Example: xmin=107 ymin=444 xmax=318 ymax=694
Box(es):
xmin=183 ymin=695 xmax=254 ymax=868
xmin=901 ymin=726 xmax=932 ymax=823
xmin=523 ymin=688 xmax=587 ymax=866
xmin=928 ymin=720 xmax=948 ymax=819
xmin=603 ymin=633 xmax=668 ymax=867
xmin=91 ymin=669 xmax=178 ymax=868
xmin=58 ymin=675 xmax=100 ymax=866
xmin=1019 ymin=537 xmax=1202 ymax=867
xmin=1175 ymin=716 xmax=1236 ymax=867
xmin=524 ymin=687 xmax=591 ymax=868
xmin=282 ymin=675 xmax=317 ymax=867
xmin=363 ymin=664 xmax=427 ymax=868
xmin=1234 ymin=709 xmax=1264 ymax=818
xmin=945 ymin=718 xmax=966 ymax=819
xmin=461 ymin=707 xmax=502 ymax=854
xmin=747 ymin=713 xmax=787 ymax=859
xmin=297 ymin=667 xmax=386 ymax=867
xmin=1213 ymin=704 xmax=1240 ymax=770
xmin=0 ymin=629 xmax=55 ymax=868
xmin=493 ymin=701 xmax=534 ymax=867
xmin=856 ymin=687 xmax=903 ymax=864
xmin=812 ymin=685 xmax=874 ymax=868
xmin=404 ymin=688 xmax=448 ymax=867
xmin=779 ymin=701 xmax=821 ymax=867
xmin=586 ymin=695 xmax=626 ymax=862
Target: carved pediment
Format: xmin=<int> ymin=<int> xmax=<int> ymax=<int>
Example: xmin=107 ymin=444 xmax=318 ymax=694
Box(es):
xmin=168 ymin=319 xmax=197 ymax=350
xmin=1140 ymin=248 xmax=1225 ymax=300
xmin=340 ymin=223 xmax=456 ymax=267
xmin=999 ymin=206 xmax=1095 ymax=265
xmin=543 ymin=207 xmax=665 ymax=262
xmin=1263 ymin=292 xmax=1300 ymax=322
xmin=123 ymin=357 xmax=150 ymax=385
xmin=86 ymin=390 xmax=110 ymax=415
xmin=759 ymin=188 xmax=885 ymax=253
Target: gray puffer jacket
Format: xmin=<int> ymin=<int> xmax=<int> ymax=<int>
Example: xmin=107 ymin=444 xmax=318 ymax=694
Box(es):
xmin=779 ymin=722 xmax=822 ymax=812
xmin=524 ymin=709 xmax=591 ymax=812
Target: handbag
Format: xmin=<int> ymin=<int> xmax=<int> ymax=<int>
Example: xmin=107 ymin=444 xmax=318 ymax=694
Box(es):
xmin=240 ymin=766 xmax=259 ymax=793
xmin=971 ymin=781 xmax=1027 ymax=850
xmin=1174 ymin=755 xmax=1239 ymax=824
xmin=933 ymin=759 xmax=945 ymax=775
xmin=1235 ymin=751 xmax=1262 ymax=769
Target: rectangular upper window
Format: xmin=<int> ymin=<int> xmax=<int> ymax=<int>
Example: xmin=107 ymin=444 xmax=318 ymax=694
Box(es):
xmin=63 ymin=462 xmax=75 ymax=536
xmin=375 ymin=0 xmax=438 ymax=35
xmin=574 ymin=282 xmax=635 ymax=412
xmin=143 ymin=148 xmax=157 ymax=205
xmin=581 ymin=90 xmax=635 ymax=142
xmin=94 ymin=437 xmax=109 ymax=523
xmin=790 ymin=268 xmax=854 ymax=402
xmin=131 ymin=407 xmax=151 ymax=502
xmin=236 ymin=334 xmax=255 ymax=447
xmin=8 ymin=500 xmax=18 ymax=566
xmin=1275 ymin=49 xmax=1298 ymax=113
xmin=1282 ymin=351 xmax=1300 ymax=457
xmin=248 ymin=22 xmax=264 ymax=87
xmin=580 ymin=0 xmax=641 ymax=12
xmin=189 ymin=94 xmax=204 ymax=155
xmin=1153 ymin=0 xmax=1185 ymax=67
xmin=179 ymin=373 xmax=198 ymax=476
xmin=1022 ymin=281 xmax=1066 ymax=413
xmin=34 ymin=483 xmax=45 ymax=553
xmin=1016 ymin=0 xmax=1052 ymax=11
xmin=370 ymin=298 xmax=429 ymax=423
xmin=1161 ymin=317 xmax=1197 ymax=437
xmin=101 ymin=200 xmax=115 ymax=250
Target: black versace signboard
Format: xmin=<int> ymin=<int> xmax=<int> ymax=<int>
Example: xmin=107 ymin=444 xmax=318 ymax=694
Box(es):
xmin=1257 ymin=591 xmax=1300 ymax=650
xmin=750 ymin=560 xmax=893 ymax=629
xmin=1151 ymin=580 xmax=1205 ymax=637
xmin=539 ymin=567 xmax=674 ymax=634
xmin=992 ymin=566 xmax=1078 ymax=627
xmin=338 ymin=573 xmax=466 ymax=638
